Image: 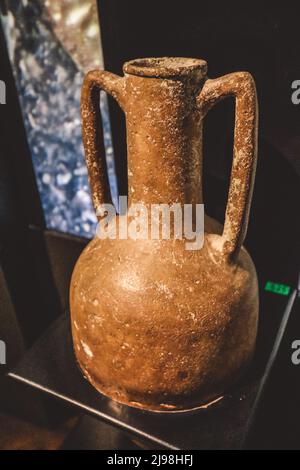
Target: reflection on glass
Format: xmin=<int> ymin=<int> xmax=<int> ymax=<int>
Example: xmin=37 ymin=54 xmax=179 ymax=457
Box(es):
xmin=1 ymin=0 xmax=117 ymax=237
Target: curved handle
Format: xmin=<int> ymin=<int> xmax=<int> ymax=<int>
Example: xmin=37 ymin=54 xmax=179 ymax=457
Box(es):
xmin=198 ymin=72 xmax=258 ymax=260
xmin=81 ymin=70 xmax=125 ymax=217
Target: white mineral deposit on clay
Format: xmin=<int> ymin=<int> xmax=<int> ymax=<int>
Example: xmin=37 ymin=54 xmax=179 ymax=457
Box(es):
xmin=90 ymin=315 xmax=103 ymax=327
xmin=155 ymin=282 xmax=174 ymax=299
xmin=189 ymin=312 xmax=196 ymax=321
xmin=171 ymin=251 xmax=180 ymax=266
xmin=119 ymin=270 xmax=142 ymax=293
xmin=81 ymin=340 xmax=93 ymax=358
xmin=73 ymin=320 xmax=79 ymax=331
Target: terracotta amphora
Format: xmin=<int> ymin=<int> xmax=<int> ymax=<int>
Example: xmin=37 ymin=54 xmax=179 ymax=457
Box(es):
xmin=70 ymin=57 xmax=259 ymax=412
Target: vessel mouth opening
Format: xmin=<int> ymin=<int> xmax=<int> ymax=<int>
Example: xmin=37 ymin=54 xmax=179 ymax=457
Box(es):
xmin=123 ymin=57 xmax=207 ymax=79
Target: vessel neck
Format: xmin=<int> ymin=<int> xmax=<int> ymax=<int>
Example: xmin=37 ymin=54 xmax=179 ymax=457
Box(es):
xmin=124 ymin=73 xmax=204 ymax=207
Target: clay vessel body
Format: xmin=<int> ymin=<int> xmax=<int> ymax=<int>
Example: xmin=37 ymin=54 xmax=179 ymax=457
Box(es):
xmin=70 ymin=58 xmax=259 ymax=411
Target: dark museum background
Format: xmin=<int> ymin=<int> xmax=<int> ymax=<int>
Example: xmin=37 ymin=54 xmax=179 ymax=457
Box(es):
xmin=0 ymin=0 xmax=299 ymax=450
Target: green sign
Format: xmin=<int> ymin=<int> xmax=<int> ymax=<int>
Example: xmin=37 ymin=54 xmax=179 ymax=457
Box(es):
xmin=265 ymin=281 xmax=291 ymax=296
